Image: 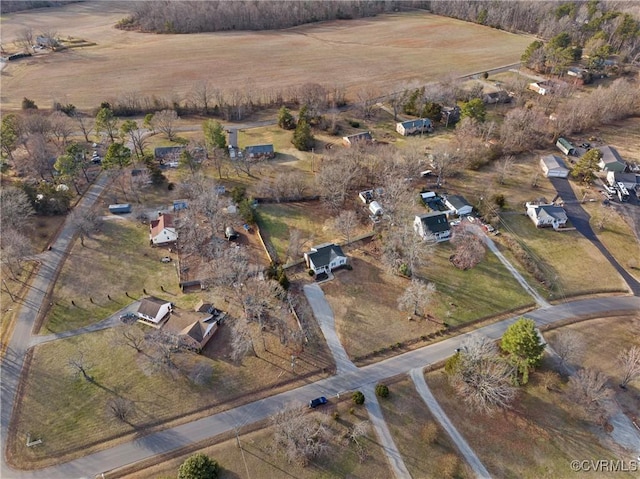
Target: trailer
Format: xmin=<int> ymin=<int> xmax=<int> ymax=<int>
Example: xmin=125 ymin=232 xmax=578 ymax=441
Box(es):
xmin=108 ymin=203 xmax=132 ymax=214
xmin=369 ymin=201 xmax=383 ymax=217
xmin=615 ymin=182 xmax=629 ymax=202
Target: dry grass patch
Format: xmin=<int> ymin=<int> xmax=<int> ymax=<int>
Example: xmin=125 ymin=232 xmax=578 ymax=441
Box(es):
xmin=1 ymin=7 xmax=533 ymax=110
xmin=377 ymin=377 xmax=473 ymax=479
xmin=425 ymin=367 xmax=635 ymax=479
xmin=117 ymin=400 xmax=391 ymax=479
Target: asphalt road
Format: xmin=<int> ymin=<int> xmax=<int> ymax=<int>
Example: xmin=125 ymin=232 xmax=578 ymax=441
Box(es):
xmin=549 ymin=177 xmax=640 ymax=295
xmin=2 ymin=296 xmax=637 ymax=479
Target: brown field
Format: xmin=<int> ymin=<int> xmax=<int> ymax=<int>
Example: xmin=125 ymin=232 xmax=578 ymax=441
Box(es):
xmin=426 ymin=314 xmax=640 ymax=479
xmin=0 ymin=3 xmax=533 ymax=110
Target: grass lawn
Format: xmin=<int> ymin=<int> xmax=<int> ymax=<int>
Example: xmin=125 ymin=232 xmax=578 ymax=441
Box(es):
xmin=496 ymin=213 xmax=626 ymax=298
xmin=425 ymin=365 xmax=636 ymax=479
xmin=323 ymin=244 xmax=535 ymax=362
xmin=117 ymin=401 xmax=391 ymax=479
xmin=377 ymin=377 xmax=473 ymax=478
xmin=9 ymin=318 xmax=334 ymax=469
xmin=42 ymin=218 xmax=184 ymax=334
xmin=582 ymin=202 xmax=640 ymax=282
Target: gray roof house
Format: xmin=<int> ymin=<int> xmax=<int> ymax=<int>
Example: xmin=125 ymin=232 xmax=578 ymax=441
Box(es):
xmin=137 ymin=297 xmax=173 ymax=327
xmin=343 ymin=131 xmax=373 ymax=146
xmin=540 ymin=155 xmax=569 ymax=178
xmin=413 ymin=212 xmax=451 ymax=242
xmin=444 ymin=195 xmax=473 ymax=216
xmin=597 ymin=146 xmax=626 ymax=172
xmin=304 ymin=243 xmax=347 ymax=274
xmin=154 ymin=146 xmax=185 ymax=162
xmin=526 ymin=202 xmax=568 ymax=230
xmin=244 ymin=144 xmax=275 ymax=160
xmin=396 ymin=119 xmax=434 ymax=136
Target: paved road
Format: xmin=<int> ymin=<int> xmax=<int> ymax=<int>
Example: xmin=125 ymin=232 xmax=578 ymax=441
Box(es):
xmin=549 ymin=177 xmax=640 ymax=295
xmin=410 ymin=368 xmax=491 ymax=479
xmin=2 ymin=296 xmax=637 ymax=479
xmin=1 ymin=173 xmax=111 ymax=479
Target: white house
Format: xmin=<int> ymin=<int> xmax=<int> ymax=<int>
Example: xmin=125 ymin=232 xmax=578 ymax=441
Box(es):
xmin=444 ymin=195 xmax=473 ymax=216
xmin=136 ymin=297 xmax=173 ymax=326
xmin=526 ymin=202 xmax=568 ymax=230
xmin=396 ymin=118 xmax=433 ymax=136
xmin=149 ymin=213 xmax=177 ymax=246
xmin=304 ymin=243 xmax=347 ymax=274
xmin=342 ymin=131 xmax=373 ymax=146
xmin=540 ymin=155 xmax=569 ymax=178
xmin=413 ymin=212 xmax=451 ymax=242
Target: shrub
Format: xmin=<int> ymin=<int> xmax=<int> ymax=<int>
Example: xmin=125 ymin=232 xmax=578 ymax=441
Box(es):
xmin=348 ymin=119 xmax=360 ymax=128
xmin=230 ymin=186 xmax=246 ymax=204
xmin=375 ymin=384 xmax=389 ymax=398
xmin=333 ymin=411 xmax=340 ymax=420
xmin=308 ymin=269 xmax=315 ymax=276
xmin=177 ymin=453 xmax=219 ymax=479
xmin=398 ymin=263 xmax=411 ymax=277
xmin=352 ymin=391 xmax=365 ymax=405
xmin=421 ymin=421 xmax=439 ymax=443
xmin=349 ymin=407 xmax=355 ymax=415
xmin=21 ymin=97 xmax=38 ymax=110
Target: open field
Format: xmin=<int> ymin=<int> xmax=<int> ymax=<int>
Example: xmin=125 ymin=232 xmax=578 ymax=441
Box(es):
xmin=426 ymin=311 xmax=640 ymax=479
xmin=117 ymin=400 xmax=391 ymax=479
xmin=1 ymin=4 xmax=533 ymax=110
xmin=322 ymin=245 xmax=535 ymax=362
xmin=9 ymin=317 xmax=334 ymax=468
xmin=378 ymin=377 xmax=472 ymax=478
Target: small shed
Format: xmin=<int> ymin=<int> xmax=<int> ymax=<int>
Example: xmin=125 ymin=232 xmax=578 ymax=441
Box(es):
xmin=173 ymin=199 xmax=188 ymax=211
xmin=342 ymin=131 xmax=373 ymax=146
xmin=540 ymin=155 xmax=569 ymax=178
xmin=369 ymin=201 xmax=383 ymax=216
xmin=109 ymin=204 xmax=131 ymax=214
xmin=556 ymin=138 xmax=576 ymax=156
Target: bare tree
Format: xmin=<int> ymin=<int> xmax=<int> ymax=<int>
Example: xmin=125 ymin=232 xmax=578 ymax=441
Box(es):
xmin=332 ymin=210 xmax=358 ymax=244
xmin=617 ymin=345 xmax=640 ymax=389
xmin=0 ymin=227 xmax=33 ymax=279
xmin=230 ymin=316 xmax=256 ymax=362
xmin=49 ymin=111 xmax=73 ymax=150
xmin=116 ymin=324 xmax=145 ymax=353
xmin=0 ymin=186 xmax=35 ymax=232
xmin=151 ymin=109 xmax=179 ymax=141
xmin=567 ymin=368 xmax=612 ymax=415
xmin=144 ymin=329 xmax=183 ymax=372
xmin=397 ymin=278 xmax=436 ymax=318
xmin=107 ymin=397 xmax=135 ymax=423
xmin=73 ymin=112 xmax=94 ymax=143
xmin=450 ymin=224 xmax=486 ymax=270
xmin=68 ymin=350 xmax=94 ymax=383
xmin=552 ymin=330 xmax=584 ymax=373
xmin=286 ymin=228 xmax=305 ymax=264
xmin=190 ymin=80 xmax=215 ymax=115
xmin=348 ymin=420 xmax=370 ymax=463
xmin=497 ymin=155 xmax=515 ymax=185
xmin=447 ymin=335 xmax=517 ymax=414
xmin=272 ymin=405 xmax=332 ymax=466
xmin=355 ymin=84 xmax=380 ymax=120
xmin=17 ymin=27 xmax=34 ymax=53
xmin=23 ymin=133 xmax=54 ymax=180
xmin=68 ymin=208 xmax=103 ymax=246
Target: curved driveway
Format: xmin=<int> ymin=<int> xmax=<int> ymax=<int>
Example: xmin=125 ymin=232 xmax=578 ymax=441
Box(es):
xmin=2 ymin=296 xmax=638 ymax=478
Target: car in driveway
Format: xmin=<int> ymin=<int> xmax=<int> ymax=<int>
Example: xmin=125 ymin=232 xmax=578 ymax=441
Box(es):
xmin=119 ymin=312 xmax=138 ymax=324
xmin=309 ymin=396 xmax=328 ymax=408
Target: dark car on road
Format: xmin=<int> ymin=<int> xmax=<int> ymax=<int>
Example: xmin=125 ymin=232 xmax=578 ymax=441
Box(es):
xmin=309 ymin=396 xmax=328 ymax=408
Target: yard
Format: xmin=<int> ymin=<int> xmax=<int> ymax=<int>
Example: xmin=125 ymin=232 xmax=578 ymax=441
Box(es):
xmin=377 ymin=377 xmax=473 ymax=478
xmin=322 ymin=243 xmax=536 ymax=363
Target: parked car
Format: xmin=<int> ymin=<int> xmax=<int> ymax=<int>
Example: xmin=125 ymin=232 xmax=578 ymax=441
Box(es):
xmin=119 ymin=312 xmax=138 ymax=323
xmin=161 ymin=256 xmax=172 ymax=263
xmin=309 ymin=396 xmax=328 ymax=408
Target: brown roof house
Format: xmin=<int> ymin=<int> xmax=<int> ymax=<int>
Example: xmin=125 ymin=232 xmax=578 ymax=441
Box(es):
xmin=149 ymin=213 xmax=177 ymax=246
xmin=164 ymin=301 xmax=226 ymax=352
xmin=136 ymin=296 xmax=173 ymax=327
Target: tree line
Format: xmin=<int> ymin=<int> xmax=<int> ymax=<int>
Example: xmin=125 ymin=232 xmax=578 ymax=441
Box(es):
xmin=118 ymin=0 xmax=429 ymax=34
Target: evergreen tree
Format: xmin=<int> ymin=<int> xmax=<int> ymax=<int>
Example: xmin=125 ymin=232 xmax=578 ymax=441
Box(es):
xmin=277 ymin=106 xmax=295 ymax=130
xmin=571 ymin=149 xmax=601 ymax=184
xmin=292 ymin=118 xmax=315 ymax=151
xmin=501 ymin=318 xmax=545 ymax=384
xmin=177 ymin=453 xmax=219 ymax=479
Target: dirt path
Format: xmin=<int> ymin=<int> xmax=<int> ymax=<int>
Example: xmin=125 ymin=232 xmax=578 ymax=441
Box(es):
xmin=410 ymin=367 xmax=492 ymax=479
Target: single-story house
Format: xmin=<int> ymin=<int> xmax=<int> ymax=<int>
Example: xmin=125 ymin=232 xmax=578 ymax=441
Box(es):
xmin=540 ymin=155 xmax=570 ymax=178
xmin=244 ymin=144 xmax=275 ymax=160
xmin=529 ymin=80 xmax=554 ymax=95
xmin=556 ymin=137 xmax=576 ymax=156
xmin=414 ymin=212 xmax=451 ymax=242
xmin=525 ymin=202 xmax=568 ymax=230
xmin=342 ymin=131 xmax=373 ymax=146
xmin=567 ymin=67 xmax=588 ymax=79
xmin=444 ymin=195 xmax=473 ymax=216
xmin=137 ymin=296 xmax=173 ymax=326
xmin=607 ymin=171 xmax=640 ymax=191
xmin=149 ymin=213 xmax=177 ymax=245
xmin=597 ymin=145 xmax=626 ymax=172
xmin=482 ymin=90 xmax=512 ymax=104
xmin=396 ymin=118 xmax=434 ymax=136
xmin=154 ymin=146 xmax=185 ymax=163
xmin=304 ymin=243 xmax=347 ymax=274
xmin=163 ymin=301 xmax=226 ymax=352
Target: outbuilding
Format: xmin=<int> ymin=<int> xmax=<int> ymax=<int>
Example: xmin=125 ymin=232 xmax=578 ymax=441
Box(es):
xmin=369 ymin=201 xmax=383 ymax=217
xmin=108 ymin=203 xmax=131 ymax=214
xmin=540 ymin=155 xmax=569 ymax=178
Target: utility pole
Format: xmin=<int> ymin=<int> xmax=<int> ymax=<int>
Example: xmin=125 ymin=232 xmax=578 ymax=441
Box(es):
xmin=3 ymin=279 xmax=15 ymax=302
xmin=235 ymin=428 xmax=251 ymax=479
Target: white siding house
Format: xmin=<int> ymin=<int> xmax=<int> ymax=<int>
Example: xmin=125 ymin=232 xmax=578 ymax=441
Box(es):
xmin=396 ymin=119 xmax=433 ymax=136
xmin=526 ymin=202 xmax=568 ymax=230
xmin=414 ymin=212 xmax=451 ymax=242
xmin=149 ymin=213 xmax=177 ymax=245
xmin=304 ymin=243 xmax=347 ymax=274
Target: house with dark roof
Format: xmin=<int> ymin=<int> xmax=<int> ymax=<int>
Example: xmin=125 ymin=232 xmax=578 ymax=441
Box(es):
xmin=444 ymin=195 xmax=473 ymax=216
xmin=136 ymin=297 xmax=173 ymax=326
xmin=396 ymin=119 xmax=434 ymax=136
xmin=304 ymin=243 xmax=347 ymax=274
xmin=413 ymin=212 xmax=451 ymax=242
xmin=540 ymin=155 xmax=570 ymax=178
xmin=597 ymin=146 xmax=626 ymax=172
xmin=154 ymin=146 xmax=185 ymax=163
xmin=149 ymin=213 xmax=177 ymax=245
xmin=482 ymin=90 xmax=512 ymax=104
xmin=526 ymin=202 xmax=568 ymax=230
xmin=244 ymin=144 xmax=275 ymax=160
xmin=342 ymin=131 xmax=373 ymax=146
